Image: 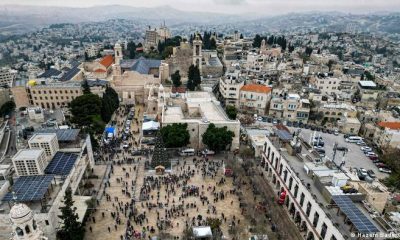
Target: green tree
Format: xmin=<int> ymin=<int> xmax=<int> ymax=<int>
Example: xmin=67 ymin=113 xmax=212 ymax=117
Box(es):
xmin=210 ymin=38 xmax=217 ymax=50
xmin=101 ymin=87 xmax=119 ymax=123
xmin=70 ymin=94 xmax=102 ymax=127
xmin=202 ymin=123 xmax=234 ymax=152
xmin=127 ymin=41 xmax=136 ymax=59
xmin=240 ymin=33 xmax=243 ymax=39
xmin=252 ymin=34 xmax=262 ymax=48
xmin=305 ymin=46 xmax=313 ymax=56
xmin=188 ymin=64 xmax=201 ymax=90
xmin=225 ymin=105 xmax=237 ymax=120
xmin=171 ymin=70 xmax=182 ymax=87
xmin=82 ymin=80 xmax=91 ymax=94
xmin=160 ymin=123 xmax=190 ymax=148
xmin=84 ymin=52 xmax=89 ymax=61
xmin=0 ymin=101 xmax=15 ymax=117
xmin=57 ymin=187 xmax=85 ymax=240
xmin=161 ymin=46 xmax=173 ymax=59
xmin=187 ymin=78 xmax=195 ymax=91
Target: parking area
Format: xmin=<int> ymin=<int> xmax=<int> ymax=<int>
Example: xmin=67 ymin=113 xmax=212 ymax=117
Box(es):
xmin=296 ymin=128 xmax=389 ymax=180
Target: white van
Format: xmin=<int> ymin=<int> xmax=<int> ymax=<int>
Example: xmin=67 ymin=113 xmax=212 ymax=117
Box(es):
xmin=345 ymin=136 xmax=363 ymax=143
xmin=179 ymin=148 xmax=195 ymax=156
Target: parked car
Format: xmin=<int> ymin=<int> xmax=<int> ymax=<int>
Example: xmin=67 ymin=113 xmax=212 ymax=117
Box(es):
xmin=122 ymin=142 xmax=129 ymax=148
xmin=365 ymin=152 xmax=376 ymax=157
xmin=358 ymin=168 xmax=368 ymax=180
xmin=376 ymin=162 xmax=388 ymax=168
xmin=334 ymin=129 xmax=339 ymax=135
xmin=304 ymin=124 xmax=310 ymax=129
xmin=272 ymin=119 xmax=278 ymax=125
xmin=257 ymin=117 xmax=263 ymax=122
xmin=367 ymin=170 xmax=376 ymax=178
xmin=369 ymin=155 xmax=378 ymax=161
xmin=361 ymin=146 xmax=372 ymax=152
xmin=379 ymin=168 xmax=392 ymax=174
xmin=132 ymin=150 xmax=141 ymax=156
xmin=202 ymin=149 xmax=215 ymax=155
xmin=356 ymin=141 xmax=367 ymax=146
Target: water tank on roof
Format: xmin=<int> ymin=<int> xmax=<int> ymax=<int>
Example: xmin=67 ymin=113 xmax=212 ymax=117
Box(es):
xmin=28 ymin=80 xmax=36 ymax=86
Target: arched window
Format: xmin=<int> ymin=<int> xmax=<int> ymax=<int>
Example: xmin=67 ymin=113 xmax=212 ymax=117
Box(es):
xmin=16 ymin=227 xmax=24 ymax=236
xmin=25 ymin=225 xmax=30 ymax=234
xmin=33 ymin=220 xmax=37 ymax=230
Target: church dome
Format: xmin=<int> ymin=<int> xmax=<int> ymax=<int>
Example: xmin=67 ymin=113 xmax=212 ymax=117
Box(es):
xmin=10 ymin=203 xmax=32 ymax=220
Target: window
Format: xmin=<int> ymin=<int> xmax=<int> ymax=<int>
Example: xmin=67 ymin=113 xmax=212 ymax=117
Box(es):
xmin=45 ymin=220 xmax=49 ymax=225
xmin=16 ymin=227 xmax=23 ymax=236
xmin=306 ymin=202 xmax=312 ymax=216
xmin=321 ymin=223 xmax=328 ymax=239
xmin=43 ymin=91 xmax=46 ymax=94
xmin=294 ymin=185 xmax=299 ymax=198
xmin=313 ymin=212 xmax=319 ymax=227
xmin=288 ymin=177 xmax=293 ymax=190
xmin=300 ymin=193 xmax=305 ymax=207
xmin=25 ymin=225 xmax=30 ymax=234
xmin=49 ymin=90 xmax=52 ymax=94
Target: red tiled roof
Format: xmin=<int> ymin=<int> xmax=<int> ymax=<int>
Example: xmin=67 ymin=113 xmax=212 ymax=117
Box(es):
xmin=240 ymin=84 xmax=272 ymax=94
xmin=377 ymin=122 xmax=400 ymax=130
xmin=172 ymin=87 xmax=186 ymax=93
xmin=94 ymin=69 xmax=106 ymax=73
xmin=100 ymin=55 xmax=114 ymax=68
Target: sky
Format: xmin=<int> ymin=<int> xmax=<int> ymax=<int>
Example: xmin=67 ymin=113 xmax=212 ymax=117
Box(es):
xmin=1 ymin=0 xmax=400 ymax=14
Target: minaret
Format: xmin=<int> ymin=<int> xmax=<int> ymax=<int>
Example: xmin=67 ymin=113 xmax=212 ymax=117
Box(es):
xmin=10 ymin=203 xmax=47 ymax=240
xmin=192 ymin=33 xmax=202 ymax=74
xmin=114 ymin=43 xmax=123 ymax=65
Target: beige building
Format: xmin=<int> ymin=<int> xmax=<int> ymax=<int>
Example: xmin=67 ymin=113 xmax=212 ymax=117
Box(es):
xmin=12 ymin=149 xmax=47 ymax=176
xmin=374 ymin=122 xmax=400 ymax=149
xmin=269 ymin=92 xmax=311 ymax=123
xmin=161 ymin=91 xmax=240 ymax=151
xmin=28 ymin=81 xmax=83 ymax=109
xmin=315 ymin=77 xmax=341 ymax=95
xmin=239 ymin=84 xmax=272 ymax=115
xmin=166 ymin=41 xmax=193 ymax=78
xmin=28 ymin=133 xmax=59 ymax=160
xmin=337 ymin=114 xmax=361 ymax=134
xmin=11 ymin=85 xmax=30 ymax=108
xmin=218 ymin=69 xmax=244 ymax=108
xmin=318 ymin=103 xmax=357 ymax=122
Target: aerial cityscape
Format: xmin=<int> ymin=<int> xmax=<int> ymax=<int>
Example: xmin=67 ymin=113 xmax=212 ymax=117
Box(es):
xmin=0 ymin=0 xmax=400 ymax=240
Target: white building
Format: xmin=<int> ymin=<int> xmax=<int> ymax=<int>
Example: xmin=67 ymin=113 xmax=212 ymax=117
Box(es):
xmin=0 ymin=67 xmax=17 ymax=87
xmin=219 ymin=69 xmax=244 ymax=108
xmin=12 ymin=149 xmax=47 ymax=176
xmin=161 ymin=91 xmax=240 ymax=150
xmin=28 ymin=134 xmax=59 ymax=160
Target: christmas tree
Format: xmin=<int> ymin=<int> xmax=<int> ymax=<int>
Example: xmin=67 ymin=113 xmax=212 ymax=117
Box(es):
xmin=151 ymin=132 xmax=169 ymax=168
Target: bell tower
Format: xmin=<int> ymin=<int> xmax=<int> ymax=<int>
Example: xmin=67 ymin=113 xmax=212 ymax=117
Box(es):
xmin=192 ymin=33 xmax=202 ymax=74
xmin=114 ymin=43 xmax=123 ymax=65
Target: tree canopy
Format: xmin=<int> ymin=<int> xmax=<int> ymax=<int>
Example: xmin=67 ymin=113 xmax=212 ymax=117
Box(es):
xmin=160 ymin=123 xmax=190 ymax=148
xmin=171 ymin=70 xmax=182 ymax=87
xmin=187 ymin=64 xmax=201 ymax=91
xmin=70 ymin=93 xmax=103 ymax=127
xmin=151 ymin=132 xmax=170 ymax=168
xmin=57 ymin=187 xmax=85 ymax=240
xmin=127 ymin=41 xmax=136 ymax=59
xmin=0 ymin=101 xmax=15 ymax=117
xmin=225 ymin=105 xmax=237 ymax=120
xmin=202 ymin=123 xmax=234 ymax=152
xmin=101 ymin=86 xmax=119 ymax=123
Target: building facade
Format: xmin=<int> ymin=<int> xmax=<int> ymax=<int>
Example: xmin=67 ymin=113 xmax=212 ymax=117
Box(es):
xmin=239 ymin=84 xmax=272 ymax=115
xmin=12 ymin=149 xmax=47 ymax=176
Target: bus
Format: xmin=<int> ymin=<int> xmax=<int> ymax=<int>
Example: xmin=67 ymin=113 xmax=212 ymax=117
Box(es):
xmin=179 ymin=148 xmax=196 ymax=156
xmin=345 ymin=136 xmax=363 ymax=143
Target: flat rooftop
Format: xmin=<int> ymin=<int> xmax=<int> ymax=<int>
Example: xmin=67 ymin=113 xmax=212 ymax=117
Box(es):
xmin=29 ymin=133 xmax=57 ymax=142
xmin=13 ymin=149 xmax=44 ymax=160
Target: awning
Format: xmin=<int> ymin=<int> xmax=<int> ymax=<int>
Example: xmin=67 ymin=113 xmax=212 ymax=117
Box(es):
xmin=193 ymin=226 xmax=213 ymax=238
xmin=73 ymin=196 xmax=92 ymax=223
xmin=142 ymin=121 xmax=160 ymax=131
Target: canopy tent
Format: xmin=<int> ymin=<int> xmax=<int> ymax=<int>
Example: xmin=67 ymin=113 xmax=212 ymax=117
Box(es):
xmin=193 ymin=226 xmax=213 ymax=238
xmin=142 ymin=121 xmax=160 ymax=131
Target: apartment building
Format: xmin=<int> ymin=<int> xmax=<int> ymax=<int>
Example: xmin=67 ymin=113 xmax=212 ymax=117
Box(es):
xmin=12 ymin=149 xmax=47 ymax=176
xmin=0 ymin=67 xmax=17 ymax=87
xmin=239 ymin=84 xmax=272 ymax=115
xmin=28 ymin=133 xmax=59 ymax=159
xmin=315 ymin=77 xmax=341 ymax=95
xmin=269 ymin=92 xmax=311 ymax=123
xmin=374 ymin=122 xmax=400 ymax=149
xmin=218 ymin=69 xmax=244 ymax=108
xmin=318 ymin=103 xmax=357 ymax=122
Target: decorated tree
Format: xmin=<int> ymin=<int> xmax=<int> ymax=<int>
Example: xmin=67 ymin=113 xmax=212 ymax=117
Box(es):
xmin=151 ymin=132 xmax=170 ymax=168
